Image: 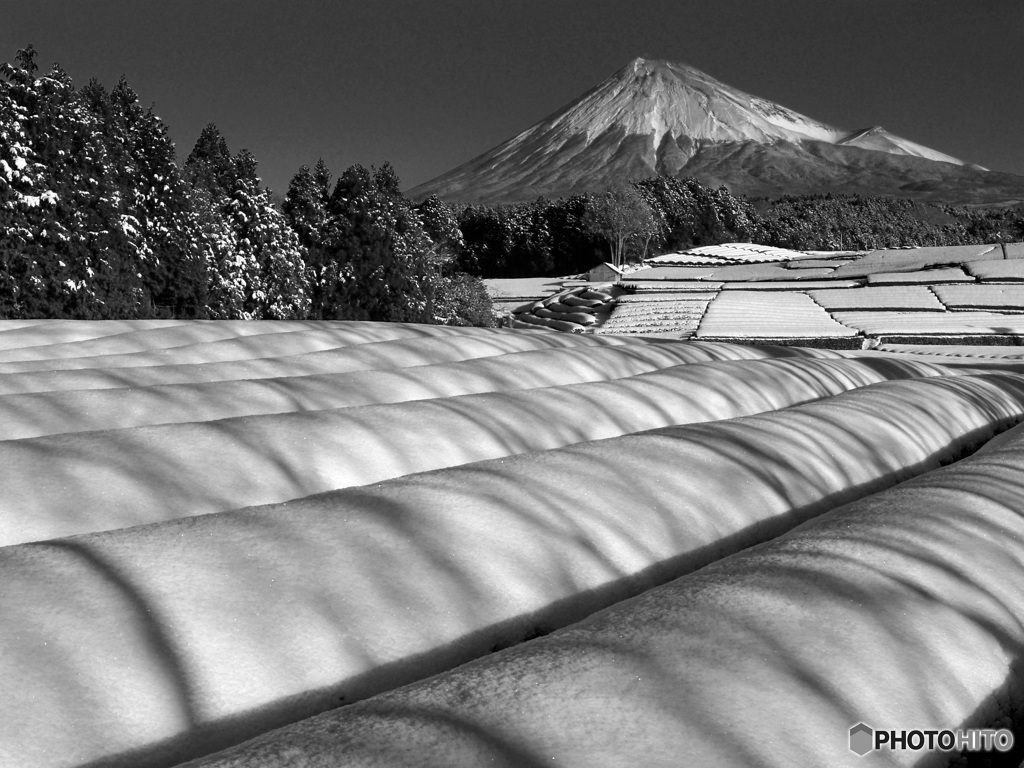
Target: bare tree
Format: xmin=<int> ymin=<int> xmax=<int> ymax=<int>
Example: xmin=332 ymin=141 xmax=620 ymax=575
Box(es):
xmin=581 ymin=183 xmax=658 ymax=267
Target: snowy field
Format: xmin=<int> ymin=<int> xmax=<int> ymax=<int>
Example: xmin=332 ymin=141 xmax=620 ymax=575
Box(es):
xmin=503 ymin=242 xmax=1024 ymax=347
xmin=3 ymin=317 xmax=1024 ymax=767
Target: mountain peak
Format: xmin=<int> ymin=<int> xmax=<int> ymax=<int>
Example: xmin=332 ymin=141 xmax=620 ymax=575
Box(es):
xmin=624 ymin=56 xmax=700 ymax=78
xmin=627 ymin=56 xmax=650 ymax=73
xmin=626 ymin=57 xmax=680 ymax=77
xmin=540 ymin=56 xmax=845 ymax=152
xmin=409 ymin=57 xmax=1014 ymax=205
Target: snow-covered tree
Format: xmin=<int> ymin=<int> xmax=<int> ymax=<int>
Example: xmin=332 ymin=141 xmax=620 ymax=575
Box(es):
xmin=429 ymin=272 xmax=495 ymax=327
xmin=284 ymin=160 xmax=335 ymax=318
xmin=185 ymin=128 xmax=308 ymax=319
xmin=456 ymin=202 xmax=554 ymax=277
xmin=284 ymin=161 xmax=332 ymax=249
xmin=1 ymin=46 xmax=210 ymax=318
xmin=0 ymin=46 xmax=145 ymax=317
xmin=0 ymin=46 xmax=56 ymax=316
xmin=635 ymin=176 xmax=760 ymax=251
xmin=226 ymin=153 xmax=309 ymax=319
xmin=322 ymin=163 xmax=431 ymax=322
xmin=185 ymin=123 xmax=236 ymax=198
xmin=416 ymin=194 xmax=465 ymax=259
xmin=94 ymin=77 xmax=207 ymax=315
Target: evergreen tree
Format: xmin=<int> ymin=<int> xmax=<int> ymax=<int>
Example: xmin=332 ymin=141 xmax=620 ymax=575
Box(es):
xmin=544 ymin=194 xmax=605 ymax=275
xmin=457 ymin=202 xmax=554 ymax=278
xmin=184 ymin=127 xmax=308 ymax=318
xmin=0 ymin=45 xmax=55 ymax=316
xmin=284 ymin=160 xmax=334 ymax=318
xmin=1 ymin=46 xmax=210 ymax=318
xmin=635 ymin=176 xmax=761 ymax=251
xmin=416 ymin=194 xmax=465 ymax=258
xmin=324 ymin=163 xmax=431 ymax=322
xmin=185 ymin=123 xmax=235 ymax=197
xmin=372 ymin=161 xmax=402 ymax=198
xmin=429 ymin=272 xmax=495 ymax=327
xmin=106 ymin=78 xmax=207 ymax=316
xmin=0 ymin=47 xmax=145 ymax=317
xmin=226 ymin=151 xmax=309 ymax=319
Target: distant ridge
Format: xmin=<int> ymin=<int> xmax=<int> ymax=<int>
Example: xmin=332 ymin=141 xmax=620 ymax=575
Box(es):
xmin=409 ymin=58 xmax=1024 ymax=205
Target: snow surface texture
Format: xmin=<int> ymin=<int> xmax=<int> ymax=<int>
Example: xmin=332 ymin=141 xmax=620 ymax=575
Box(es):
xmin=5 ymin=321 xmax=1024 ymax=768
xmin=0 ymin=349 xmax=958 ymax=546
xmin=186 ymin=421 xmax=1024 ymax=768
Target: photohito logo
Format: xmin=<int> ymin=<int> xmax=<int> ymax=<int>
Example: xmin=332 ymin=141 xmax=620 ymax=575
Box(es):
xmin=849 ymin=723 xmax=873 ymax=756
xmin=847 ymin=724 xmax=1015 ymax=753
xmin=849 ymin=723 xmax=1014 ymax=757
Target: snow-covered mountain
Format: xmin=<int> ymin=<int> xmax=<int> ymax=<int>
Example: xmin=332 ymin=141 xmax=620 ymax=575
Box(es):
xmin=409 ymin=57 xmax=1024 ymax=204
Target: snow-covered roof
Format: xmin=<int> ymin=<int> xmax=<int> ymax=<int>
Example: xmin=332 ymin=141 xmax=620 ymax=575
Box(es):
xmin=646 ymin=243 xmax=812 ymax=265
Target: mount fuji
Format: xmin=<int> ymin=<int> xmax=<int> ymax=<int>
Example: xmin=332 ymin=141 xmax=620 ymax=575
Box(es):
xmin=409 ymin=58 xmax=1024 ymax=205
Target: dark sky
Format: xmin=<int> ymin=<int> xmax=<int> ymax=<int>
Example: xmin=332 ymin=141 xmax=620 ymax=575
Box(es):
xmin=5 ymin=0 xmax=1023 ymax=196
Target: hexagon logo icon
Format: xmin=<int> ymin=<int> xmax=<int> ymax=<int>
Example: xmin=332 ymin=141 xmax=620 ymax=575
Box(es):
xmin=849 ymin=723 xmax=874 ymax=756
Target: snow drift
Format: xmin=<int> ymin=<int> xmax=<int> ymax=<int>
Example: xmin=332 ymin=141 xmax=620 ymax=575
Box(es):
xmin=0 ymin=353 xmax=955 ymax=546
xmin=5 ymin=320 xmax=1024 ymax=768
xmin=4 ymin=365 xmax=1024 ymax=766
xmin=185 ymin=406 xmax=1024 ymax=768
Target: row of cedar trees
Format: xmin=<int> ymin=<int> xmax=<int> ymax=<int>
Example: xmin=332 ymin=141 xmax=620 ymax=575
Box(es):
xmin=4 ymin=46 xmax=1023 ymax=320
xmin=0 ymin=46 xmax=491 ymax=323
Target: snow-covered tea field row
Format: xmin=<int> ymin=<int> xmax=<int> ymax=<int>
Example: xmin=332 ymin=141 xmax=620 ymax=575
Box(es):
xmin=504 ymin=242 xmax=1024 ymax=344
xmin=809 ymin=285 xmax=946 ymax=311
xmin=595 ymin=293 xmax=715 ymax=336
xmin=4 ymin=318 xmax=1024 ymax=767
xmin=695 ymin=290 xmax=859 ymax=340
xmin=191 ymin=415 xmax=1024 ymax=768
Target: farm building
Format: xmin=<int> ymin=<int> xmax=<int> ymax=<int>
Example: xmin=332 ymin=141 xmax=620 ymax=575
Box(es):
xmin=588 ymin=262 xmax=624 ymax=283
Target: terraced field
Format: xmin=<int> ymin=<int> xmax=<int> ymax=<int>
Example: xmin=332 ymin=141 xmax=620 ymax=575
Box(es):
xmin=497 ymin=241 xmax=1024 ymax=348
xmin=829 ymin=244 xmax=999 ymax=278
xmin=5 ymin=316 xmax=1024 ymax=768
xmin=834 ymin=310 xmax=1024 ymax=339
xmin=695 ymin=290 xmax=860 ymax=342
xmin=966 ymin=258 xmax=1024 ymax=281
xmin=932 ymin=283 xmax=1024 ymax=310
xmin=809 ymin=285 xmax=946 ymax=311
xmin=866 ymin=267 xmax=972 ymax=285
xmin=594 ymin=293 xmax=715 ymax=336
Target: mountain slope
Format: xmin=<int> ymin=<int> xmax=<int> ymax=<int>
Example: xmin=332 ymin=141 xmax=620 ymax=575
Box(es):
xmin=409 ymin=58 xmax=1024 ymax=205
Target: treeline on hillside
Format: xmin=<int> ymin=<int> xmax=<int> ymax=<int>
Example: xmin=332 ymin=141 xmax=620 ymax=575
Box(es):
xmin=0 ymin=46 xmax=492 ymax=323
xmin=449 ymin=177 xmax=760 ymax=278
xmin=447 ymin=182 xmax=1024 ymax=279
xmin=754 ymin=194 xmax=1024 ymax=251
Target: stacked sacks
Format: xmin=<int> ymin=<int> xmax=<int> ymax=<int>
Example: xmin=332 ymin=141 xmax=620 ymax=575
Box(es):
xmin=512 ymin=285 xmax=617 ymax=333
